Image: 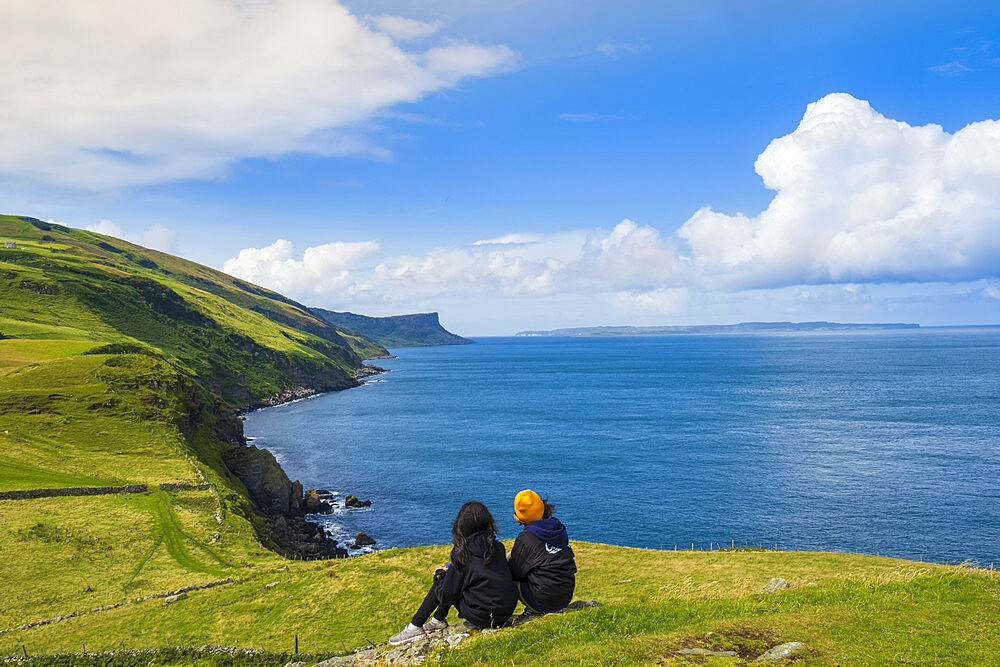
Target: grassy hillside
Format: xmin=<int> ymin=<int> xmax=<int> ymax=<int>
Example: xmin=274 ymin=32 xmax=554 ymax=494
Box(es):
xmin=0 ymin=215 xmax=386 ymax=405
xmin=0 ymin=540 xmax=996 ymax=665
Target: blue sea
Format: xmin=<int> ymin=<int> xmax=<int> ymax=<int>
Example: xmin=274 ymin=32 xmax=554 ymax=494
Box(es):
xmin=243 ymin=330 xmax=1000 ymax=564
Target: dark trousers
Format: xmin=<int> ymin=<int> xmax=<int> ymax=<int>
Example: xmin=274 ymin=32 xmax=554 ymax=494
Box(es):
xmin=411 ymin=568 xmax=450 ymax=626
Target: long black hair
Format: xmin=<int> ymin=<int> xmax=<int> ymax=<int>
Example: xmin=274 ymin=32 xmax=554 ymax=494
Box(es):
xmin=450 ymin=500 xmax=499 ymax=566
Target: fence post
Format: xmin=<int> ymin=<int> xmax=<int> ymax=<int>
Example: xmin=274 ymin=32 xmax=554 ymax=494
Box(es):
xmin=295 ymin=634 xmax=299 ymax=655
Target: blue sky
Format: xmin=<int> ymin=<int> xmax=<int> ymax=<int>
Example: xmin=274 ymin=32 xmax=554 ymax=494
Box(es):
xmin=2 ymin=0 xmax=999 ymax=334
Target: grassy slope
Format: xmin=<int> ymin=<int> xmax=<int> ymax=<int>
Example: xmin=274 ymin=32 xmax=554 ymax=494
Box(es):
xmin=0 ymin=540 xmax=996 ymax=665
xmin=1 ymin=215 xmax=997 ymax=665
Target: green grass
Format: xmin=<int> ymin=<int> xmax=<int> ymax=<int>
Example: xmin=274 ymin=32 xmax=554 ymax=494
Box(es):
xmin=0 ymin=541 xmax=996 ymax=665
xmin=0 ymin=354 xmax=194 ymax=490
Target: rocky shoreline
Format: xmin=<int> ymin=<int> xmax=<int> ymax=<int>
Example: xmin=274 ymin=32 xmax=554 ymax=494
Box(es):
xmin=235 ymin=363 xmax=386 ymax=415
xmin=225 ymin=364 xmax=387 ymax=560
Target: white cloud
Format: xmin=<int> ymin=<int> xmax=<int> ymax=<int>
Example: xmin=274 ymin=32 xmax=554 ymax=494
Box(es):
xmin=929 ymin=61 xmax=972 ymax=76
xmin=222 ymin=238 xmax=381 ymax=297
xmin=677 ymin=93 xmax=1000 ymax=290
xmin=595 ymin=42 xmax=639 ymax=57
xmin=613 ymin=288 xmax=691 ymax=315
xmin=220 ymin=220 xmax=676 ymax=301
xmin=985 ymin=286 xmax=1000 ymax=300
xmin=83 ymin=219 xmax=178 ymax=253
xmin=0 ymin=0 xmax=515 ymax=189
xmin=368 ymin=14 xmax=442 ymax=41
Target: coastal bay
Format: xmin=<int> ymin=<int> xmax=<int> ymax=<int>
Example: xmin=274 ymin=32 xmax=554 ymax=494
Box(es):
xmin=245 ymin=329 xmax=1000 ymax=565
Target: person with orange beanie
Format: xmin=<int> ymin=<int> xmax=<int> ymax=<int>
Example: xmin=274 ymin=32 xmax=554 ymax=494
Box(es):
xmin=508 ymin=489 xmax=576 ymax=615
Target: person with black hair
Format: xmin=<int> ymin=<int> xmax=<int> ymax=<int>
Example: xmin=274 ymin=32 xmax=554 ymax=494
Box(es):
xmin=508 ymin=489 xmax=577 ymax=616
xmin=389 ymin=500 xmax=518 ymax=645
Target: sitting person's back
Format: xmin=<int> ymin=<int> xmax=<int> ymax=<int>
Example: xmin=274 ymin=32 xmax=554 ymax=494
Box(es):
xmin=508 ymin=489 xmax=576 ymax=613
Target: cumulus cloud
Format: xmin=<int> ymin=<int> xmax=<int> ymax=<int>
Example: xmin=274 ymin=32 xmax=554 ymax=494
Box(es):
xmin=613 ymin=288 xmax=691 ymax=316
xmin=0 ymin=0 xmax=515 ymax=189
xmin=83 ymin=219 xmax=178 ymax=253
xmin=677 ymin=93 xmax=1000 ymax=289
xmin=221 ymin=220 xmax=676 ymax=301
xmin=222 ymin=238 xmax=381 ymax=297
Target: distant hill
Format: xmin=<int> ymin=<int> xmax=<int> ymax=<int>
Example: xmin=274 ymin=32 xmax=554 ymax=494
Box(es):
xmin=310 ymin=308 xmax=473 ymax=348
xmin=518 ymin=321 xmax=920 ymax=336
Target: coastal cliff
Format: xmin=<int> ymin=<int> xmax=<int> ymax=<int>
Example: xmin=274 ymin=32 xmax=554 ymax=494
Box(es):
xmin=310 ymin=308 xmax=473 ymax=348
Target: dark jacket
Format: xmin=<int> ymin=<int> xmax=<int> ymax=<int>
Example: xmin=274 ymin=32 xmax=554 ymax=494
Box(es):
xmin=508 ymin=517 xmax=576 ymax=611
xmin=438 ymin=530 xmax=518 ymax=628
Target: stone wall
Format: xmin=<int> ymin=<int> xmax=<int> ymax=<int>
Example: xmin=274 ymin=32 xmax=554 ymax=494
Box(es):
xmin=0 ymin=484 xmax=148 ymax=500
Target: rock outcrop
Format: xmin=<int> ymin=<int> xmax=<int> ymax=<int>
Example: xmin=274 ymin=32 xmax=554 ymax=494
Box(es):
xmin=223 ymin=445 xmax=302 ymax=517
xmin=303 ymin=488 xmax=332 ymax=514
xmin=266 ymin=516 xmax=348 ymax=560
xmin=353 ymin=532 xmax=376 ymax=547
xmin=344 ymin=495 xmax=372 ymax=508
xmin=315 ymin=600 xmax=598 ymax=666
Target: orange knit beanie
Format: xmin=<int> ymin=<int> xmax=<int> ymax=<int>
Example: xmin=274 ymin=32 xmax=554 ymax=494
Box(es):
xmin=514 ymin=489 xmax=544 ymax=524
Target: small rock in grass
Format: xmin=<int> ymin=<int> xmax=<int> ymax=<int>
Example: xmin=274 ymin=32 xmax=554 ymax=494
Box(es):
xmin=562 ymin=600 xmax=599 ymax=611
xmin=761 ymin=577 xmax=790 ymax=594
xmin=263 ymin=581 xmax=279 ymax=590
xmin=756 ymin=642 xmax=808 ymax=661
xmin=164 ymin=593 xmax=187 ymax=603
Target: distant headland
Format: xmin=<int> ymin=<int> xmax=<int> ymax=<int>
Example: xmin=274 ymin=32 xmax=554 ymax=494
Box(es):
xmin=310 ymin=308 xmax=473 ymax=348
xmin=516 ymin=321 xmax=920 ymax=337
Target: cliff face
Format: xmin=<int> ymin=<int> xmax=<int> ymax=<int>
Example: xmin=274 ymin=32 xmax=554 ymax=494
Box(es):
xmin=310 ymin=308 xmax=473 ymax=348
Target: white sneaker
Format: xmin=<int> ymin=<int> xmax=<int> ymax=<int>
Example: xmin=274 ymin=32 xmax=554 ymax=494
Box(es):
xmin=388 ymin=623 xmax=426 ymax=645
xmin=423 ymin=617 xmax=448 ymax=633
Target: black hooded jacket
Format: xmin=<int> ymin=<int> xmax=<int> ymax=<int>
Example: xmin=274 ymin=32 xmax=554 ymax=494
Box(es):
xmin=508 ymin=517 xmax=576 ymax=611
xmin=438 ymin=530 xmax=518 ymax=628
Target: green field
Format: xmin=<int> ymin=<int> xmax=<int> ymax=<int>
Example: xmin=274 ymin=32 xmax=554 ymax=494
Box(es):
xmin=1 ymin=536 xmax=996 ymax=665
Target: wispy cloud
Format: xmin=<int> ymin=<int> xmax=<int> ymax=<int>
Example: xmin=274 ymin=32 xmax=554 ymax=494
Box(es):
xmin=595 ymin=41 xmax=640 ymax=57
xmin=366 ymin=14 xmax=442 ymax=41
xmin=929 ymin=61 xmax=972 ymax=76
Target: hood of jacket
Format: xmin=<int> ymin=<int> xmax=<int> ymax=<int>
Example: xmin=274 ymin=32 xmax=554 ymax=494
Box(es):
xmin=525 ymin=517 xmax=569 ymax=548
